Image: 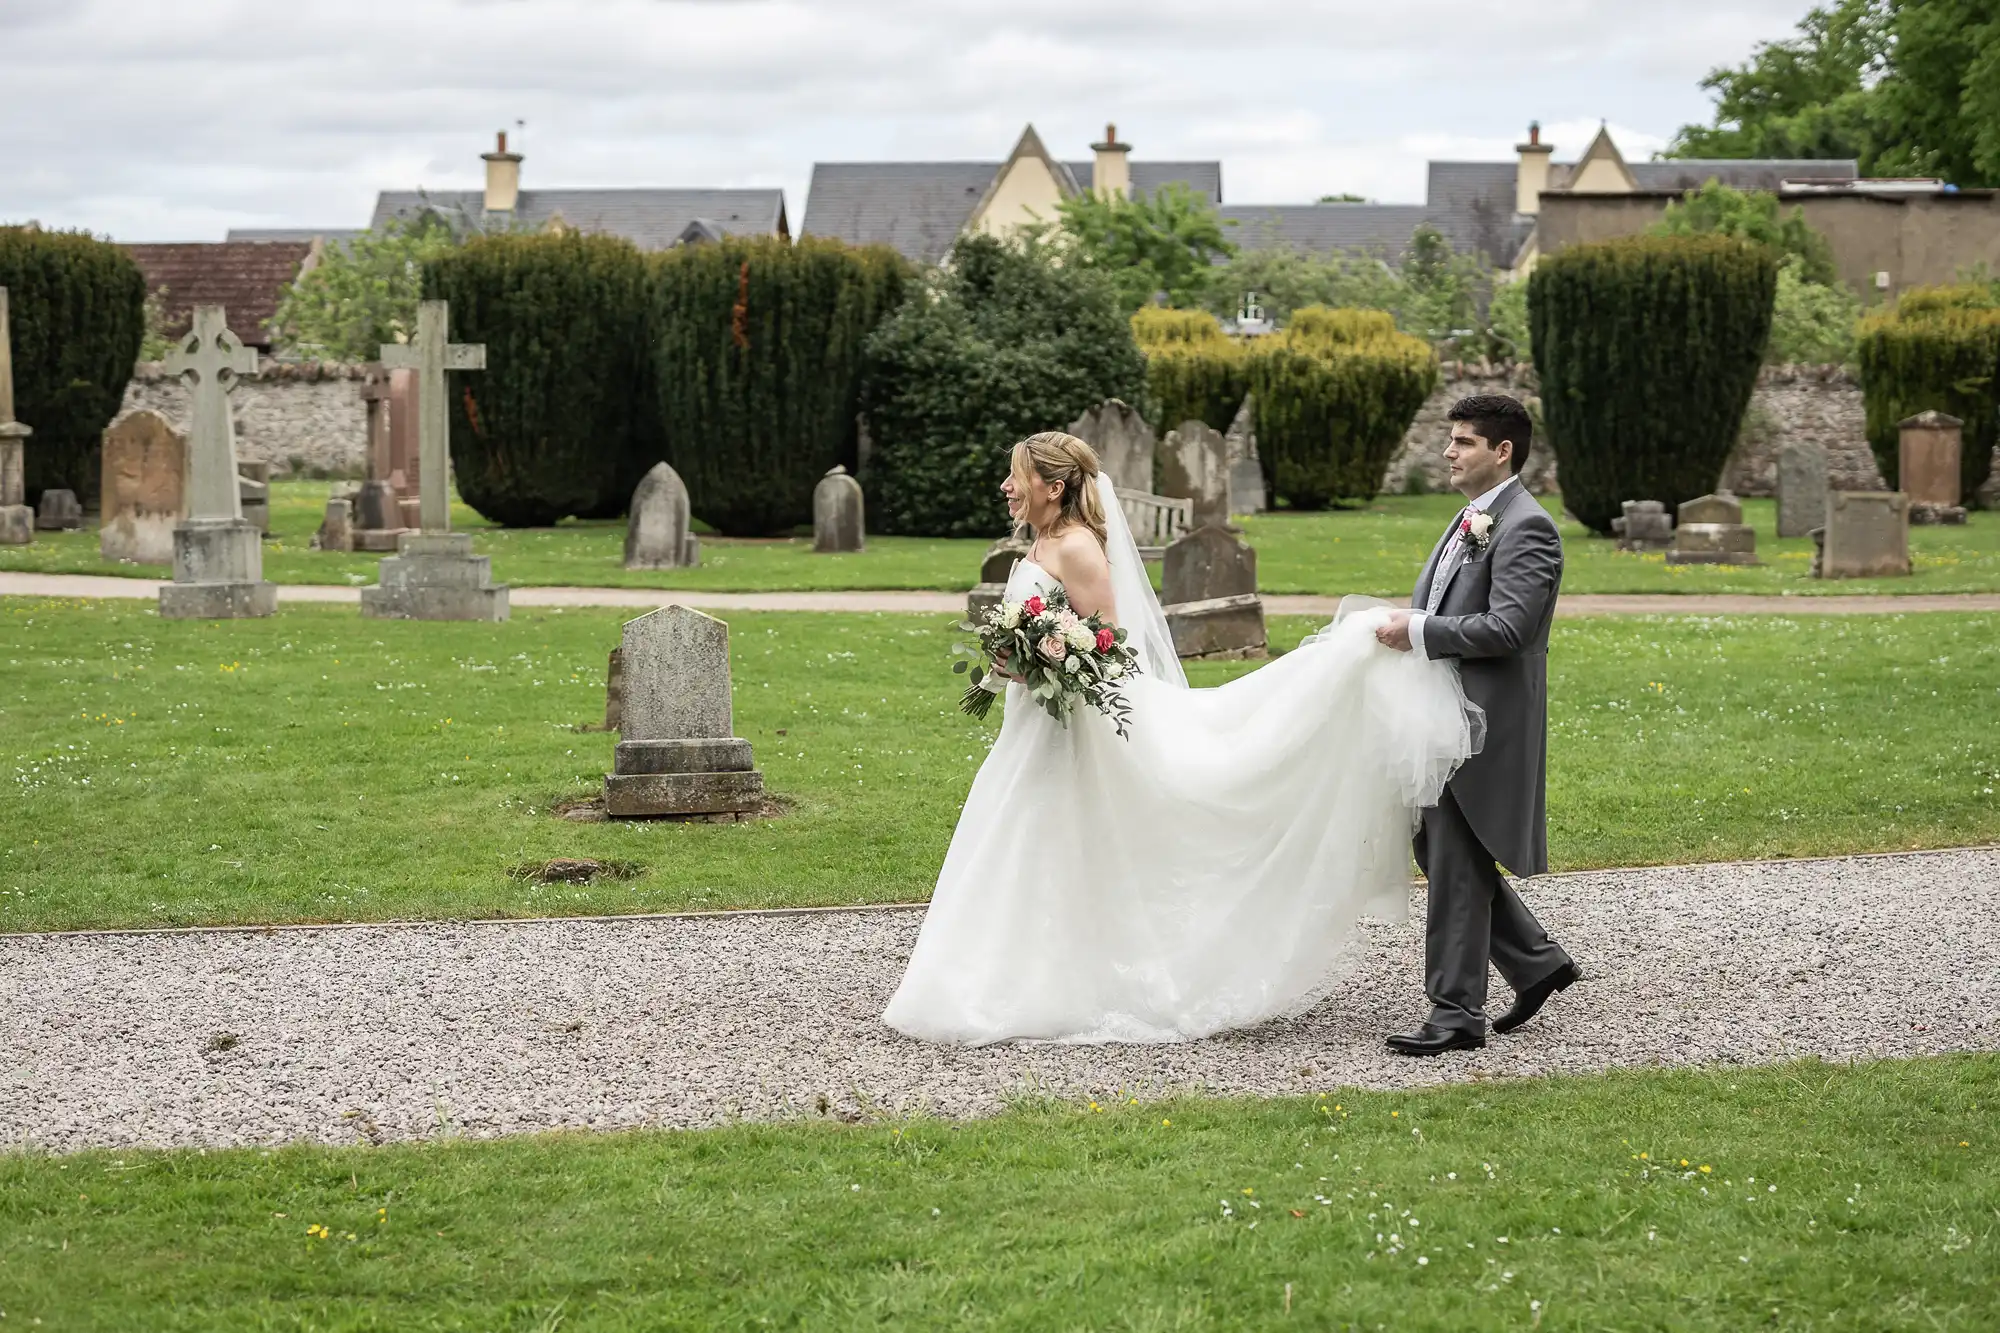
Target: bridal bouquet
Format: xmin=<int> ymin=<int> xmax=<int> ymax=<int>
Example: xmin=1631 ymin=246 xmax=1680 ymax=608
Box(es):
xmin=953 ymin=588 xmax=1140 ymax=737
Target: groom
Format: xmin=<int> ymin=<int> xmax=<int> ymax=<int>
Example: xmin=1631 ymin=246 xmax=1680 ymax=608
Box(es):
xmin=1373 ymin=394 xmax=1578 ymax=1055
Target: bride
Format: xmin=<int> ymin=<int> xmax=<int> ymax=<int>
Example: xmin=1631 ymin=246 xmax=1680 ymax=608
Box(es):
xmin=882 ymin=431 xmax=1481 ymax=1045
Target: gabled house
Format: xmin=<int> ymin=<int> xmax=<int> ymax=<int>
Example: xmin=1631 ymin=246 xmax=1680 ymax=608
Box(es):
xmin=122 ymin=239 xmax=322 ymax=352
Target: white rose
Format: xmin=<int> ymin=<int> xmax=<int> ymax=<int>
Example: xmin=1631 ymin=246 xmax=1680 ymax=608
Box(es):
xmin=1064 ymin=625 xmax=1094 ymax=653
xmin=1467 ymin=511 xmax=1496 ymax=543
xmin=998 ymin=604 xmax=1022 ymax=630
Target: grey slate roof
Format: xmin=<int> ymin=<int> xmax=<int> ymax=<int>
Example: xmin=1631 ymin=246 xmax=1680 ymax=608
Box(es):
xmin=226 ymin=228 xmax=365 ymax=245
xmin=1423 ymin=162 xmax=1533 ymax=268
xmin=801 ymin=160 xmax=1224 ymax=264
xmin=1624 ymin=159 xmax=1859 ymax=192
xmin=1219 ymin=203 xmax=1429 ymax=255
xmin=367 ymin=189 xmax=788 ymax=250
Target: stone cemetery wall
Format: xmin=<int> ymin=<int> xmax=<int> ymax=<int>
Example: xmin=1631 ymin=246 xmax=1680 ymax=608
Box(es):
xmin=121 ymin=360 xmax=367 ymax=478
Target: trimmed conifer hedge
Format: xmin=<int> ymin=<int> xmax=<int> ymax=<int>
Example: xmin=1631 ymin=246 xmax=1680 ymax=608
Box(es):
xmin=423 ymin=232 xmax=656 ymax=527
xmin=1130 ymin=306 xmax=1226 ymax=348
xmin=1246 ymin=314 xmax=1437 ymax=509
xmin=1529 ymin=234 xmax=1776 ymax=534
xmin=1856 ymin=286 xmax=2000 ymax=502
xmin=0 ymin=227 xmax=146 ymax=504
xmin=651 ymin=236 xmax=908 ymax=536
xmin=862 ymin=234 xmax=1146 ymax=537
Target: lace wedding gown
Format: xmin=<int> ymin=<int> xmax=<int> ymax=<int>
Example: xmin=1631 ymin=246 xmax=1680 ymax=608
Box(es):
xmin=882 ymin=476 xmax=1482 ymax=1046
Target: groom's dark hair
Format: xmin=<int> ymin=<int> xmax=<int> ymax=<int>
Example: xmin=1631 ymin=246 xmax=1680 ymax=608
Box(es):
xmin=1446 ymin=395 xmax=1533 ymax=474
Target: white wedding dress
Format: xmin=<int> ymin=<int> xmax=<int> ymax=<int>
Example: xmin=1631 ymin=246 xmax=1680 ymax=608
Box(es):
xmin=882 ymin=476 xmax=1482 ymax=1046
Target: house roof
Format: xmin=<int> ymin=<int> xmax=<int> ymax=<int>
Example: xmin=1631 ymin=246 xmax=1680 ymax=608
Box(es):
xmin=1219 ymin=203 xmax=1429 ymax=255
xmin=368 ymin=189 xmax=789 ymax=250
xmin=801 ymin=159 xmax=1224 ymax=264
xmin=121 ymin=241 xmax=314 ymax=349
xmin=1423 ymin=162 xmax=1535 ymax=267
xmin=1622 ymin=158 xmax=1858 ymax=192
xmin=226 ymin=228 xmax=365 ymax=245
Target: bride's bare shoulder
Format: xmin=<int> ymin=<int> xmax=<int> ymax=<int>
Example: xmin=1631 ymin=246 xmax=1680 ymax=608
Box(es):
xmin=1040 ymin=526 xmax=1109 ymax=580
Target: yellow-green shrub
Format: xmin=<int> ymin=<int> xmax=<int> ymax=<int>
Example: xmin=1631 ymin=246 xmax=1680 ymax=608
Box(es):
xmin=1286 ymin=305 xmax=1397 ymax=349
xmin=1130 ymin=306 xmax=1228 ymax=348
xmin=1247 ymin=316 xmax=1437 ymax=509
xmin=1856 ymin=298 xmax=2000 ymax=501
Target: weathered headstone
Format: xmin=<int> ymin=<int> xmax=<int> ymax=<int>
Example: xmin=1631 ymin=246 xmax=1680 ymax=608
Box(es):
xmin=0 ymin=288 xmax=32 ymax=546
xmin=1068 ymin=399 xmax=1155 ymax=494
xmin=360 ymin=302 xmax=508 ymax=622
xmin=1224 ymin=397 xmax=1266 ymax=516
xmin=1610 ymin=500 xmax=1674 ymax=552
xmin=313 ymin=496 xmax=354 ymax=552
xmin=35 ymin=489 xmax=82 ymax=530
xmin=1899 ymin=411 xmax=1967 ymax=524
xmin=388 ymin=367 xmax=422 ymax=532
xmin=603 ymin=647 xmax=624 ymax=733
xmin=157 ymin=307 xmax=277 ymax=618
xmin=812 ymin=465 xmax=865 ymax=553
xmin=967 ymin=533 xmax=1030 ymax=622
xmin=604 ymin=606 xmax=765 ymax=818
xmin=1666 ymin=492 xmax=1757 ymax=566
xmin=100 ymin=411 xmax=188 ymax=563
xmin=1163 ymin=523 xmax=1257 ymax=605
xmin=238 ymin=469 xmax=271 ymax=537
xmin=1776 ymin=442 xmax=1830 ymax=538
xmin=1815 ymin=490 xmax=1911 ymax=578
xmin=624 ymin=461 xmax=701 ymax=569
xmin=1166 ymin=594 xmax=1267 ymax=660
xmin=1159 ymin=420 xmax=1231 ymax=529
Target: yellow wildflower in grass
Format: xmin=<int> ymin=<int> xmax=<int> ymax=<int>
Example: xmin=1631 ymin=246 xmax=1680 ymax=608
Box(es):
xmin=1162 ymin=1119 xmax=1172 ymax=1127
xmin=1700 ymin=1165 xmax=1712 ymax=1174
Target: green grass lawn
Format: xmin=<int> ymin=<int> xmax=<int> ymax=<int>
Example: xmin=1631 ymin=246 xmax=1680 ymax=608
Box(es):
xmin=4 ymin=599 xmax=1997 ymax=933
xmin=3 ymin=1055 xmax=1993 ymax=1330
xmin=6 ymin=481 xmax=1999 ymax=596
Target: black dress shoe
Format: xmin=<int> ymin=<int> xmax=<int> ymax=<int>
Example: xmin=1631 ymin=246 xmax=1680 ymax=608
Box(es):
xmin=1385 ymin=1023 xmax=1485 ymax=1056
xmin=1491 ymin=962 xmax=1580 ymax=1035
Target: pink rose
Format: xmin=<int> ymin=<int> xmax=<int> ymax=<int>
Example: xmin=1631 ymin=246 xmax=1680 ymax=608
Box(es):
xmin=1095 ymin=627 xmax=1115 ymax=653
xmin=1038 ymin=633 xmax=1067 ymax=663
xmin=1023 ymin=595 xmax=1046 ymax=617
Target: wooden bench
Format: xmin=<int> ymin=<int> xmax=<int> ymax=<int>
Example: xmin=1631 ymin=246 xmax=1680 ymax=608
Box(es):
xmin=1115 ymin=487 xmax=1192 ymax=561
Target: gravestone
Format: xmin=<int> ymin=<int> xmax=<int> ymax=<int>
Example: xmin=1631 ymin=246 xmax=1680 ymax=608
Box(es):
xmin=967 ymin=534 xmax=1030 ymax=622
xmin=624 ymin=461 xmax=701 ymax=569
xmin=812 ymin=465 xmax=865 ymax=553
xmin=1159 ymin=420 xmax=1231 ymax=529
xmin=100 ymin=410 xmax=188 ymax=563
xmin=360 ymin=301 xmax=508 ymax=622
xmin=353 ymin=367 xmax=408 ymax=550
xmin=1610 ymin=500 xmax=1673 ymax=552
xmin=1815 ymin=491 xmax=1911 ymax=578
xmin=1776 ymin=442 xmax=1830 ymax=538
xmin=157 ymin=306 xmax=278 ymax=619
xmin=35 ymin=489 xmax=82 ymax=530
xmin=603 ymin=647 xmax=624 ymax=733
xmin=388 ymin=367 xmax=422 ymax=531
xmin=238 ymin=470 xmax=270 ymax=537
xmin=1163 ymin=523 xmax=1257 ymax=605
xmin=1898 ymin=411 xmax=1967 ymax=524
xmin=604 ymin=606 xmax=765 ymax=817
xmin=1666 ymin=492 xmax=1757 ymax=566
xmin=314 ymin=496 xmax=354 ymax=552
xmin=1224 ymin=397 xmax=1266 ymax=516
xmin=1166 ymin=595 xmax=1267 ymax=660
xmin=1068 ymin=399 xmax=1155 ymax=494
xmin=0 ymin=288 xmax=32 ymax=546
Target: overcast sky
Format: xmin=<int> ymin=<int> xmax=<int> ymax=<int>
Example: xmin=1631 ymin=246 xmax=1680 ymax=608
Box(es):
xmin=3 ymin=0 xmax=1812 ymax=242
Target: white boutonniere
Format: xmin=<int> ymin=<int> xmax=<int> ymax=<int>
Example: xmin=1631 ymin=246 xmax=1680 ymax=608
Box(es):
xmin=1461 ymin=509 xmax=1496 ymax=551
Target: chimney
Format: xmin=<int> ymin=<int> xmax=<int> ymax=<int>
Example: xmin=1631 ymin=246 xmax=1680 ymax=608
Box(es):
xmin=1092 ymin=123 xmax=1132 ymax=200
xmin=1515 ymin=121 xmax=1554 ymax=215
xmin=481 ymin=130 xmax=522 ymax=214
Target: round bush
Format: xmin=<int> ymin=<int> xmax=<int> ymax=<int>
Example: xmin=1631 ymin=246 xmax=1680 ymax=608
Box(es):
xmin=1246 ymin=325 xmax=1436 ymax=509
xmin=424 ymin=232 xmax=656 ymax=527
xmin=651 ymin=236 xmax=908 ymax=536
xmin=1529 ymin=234 xmax=1777 ymax=534
xmin=1286 ymin=305 xmax=1398 ymax=348
xmin=0 ymin=226 xmax=146 ymax=505
xmin=861 ymin=234 xmax=1146 ymax=537
xmin=1130 ymin=306 xmax=1227 ymax=347
xmin=1856 ymin=292 xmax=2000 ymax=502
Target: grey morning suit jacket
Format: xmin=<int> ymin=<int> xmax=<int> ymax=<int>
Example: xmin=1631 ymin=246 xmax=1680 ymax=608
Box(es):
xmin=1411 ymin=481 xmax=1564 ymax=877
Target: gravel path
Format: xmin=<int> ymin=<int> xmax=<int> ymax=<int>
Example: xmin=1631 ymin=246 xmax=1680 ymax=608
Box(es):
xmin=5 ymin=849 xmax=1997 ymax=1153
xmin=6 ymin=570 xmax=2000 ymax=617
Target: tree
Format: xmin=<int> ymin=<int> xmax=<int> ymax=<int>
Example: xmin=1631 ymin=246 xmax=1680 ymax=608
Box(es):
xmin=1201 ymin=245 xmax=1403 ymax=325
xmin=1050 ymin=183 xmax=1236 ymax=313
xmin=1768 ymin=256 xmax=1864 ymax=362
xmin=271 ymin=216 xmax=458 ymax=361
xmin=861 ymin=233 xmax=1146 ymax=537
xmin=1648 ymin=182 xmax=1839 ymax=286
xmin=1856 ymin=288 xmax=2000 ymax=501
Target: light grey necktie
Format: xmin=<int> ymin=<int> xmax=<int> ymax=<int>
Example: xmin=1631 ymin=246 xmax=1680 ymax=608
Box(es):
xmin=1426 ymin=508 xmax=1473 ymax=614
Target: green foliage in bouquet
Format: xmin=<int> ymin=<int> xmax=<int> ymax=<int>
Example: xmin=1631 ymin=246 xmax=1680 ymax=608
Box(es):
xmin=953 ymin=585 xmax=1139 ymax=738
xmin=1529 ymin=234 xmax=1777 ymax=534
xmin=1856 ymin=285 xmax=2000 ymax=501
xmin=862 ymin=234 xmax=1146 ymax=537
xmin=1245 ymin=306 xmax=1438 ymax=510
xmin=0 ymin=226 xmax=146 ymax=505
xmin=651 ymin=235 xmax=909 ymax=536
xmin=422 ymin=231 xmax=657 ymax=527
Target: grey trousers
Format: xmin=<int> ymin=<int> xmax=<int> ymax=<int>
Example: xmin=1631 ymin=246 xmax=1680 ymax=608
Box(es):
xmin=1412 ymin=786 xmax=1570 ymax=1036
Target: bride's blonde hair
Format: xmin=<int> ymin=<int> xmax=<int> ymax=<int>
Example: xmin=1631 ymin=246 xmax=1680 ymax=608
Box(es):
xmin=1012 ymin=431 xmax=1108 ymax=546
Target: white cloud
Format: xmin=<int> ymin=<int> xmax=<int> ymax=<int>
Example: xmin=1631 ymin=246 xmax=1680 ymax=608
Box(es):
xmin=0 ymin=0 xmax=1815 ymax=241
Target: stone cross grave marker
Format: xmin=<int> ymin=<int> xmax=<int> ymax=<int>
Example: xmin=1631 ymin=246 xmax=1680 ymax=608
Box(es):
xmin=157 ymin=307 xmax=275 ymax=618
xmin=380 ymin=301 xmax=485 ymax=533
xmin=604 ymin=606 xmax=765 ymax=818
xmin=352 ymin=366 xmax=407 ymax=550
xmin=0 ymin=287 xmax=33 ymax=545
xmin=1776 ymin=442 xmax=1829 ymax=539
xmin=812 ymin=465 xmax=865 ymax=553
